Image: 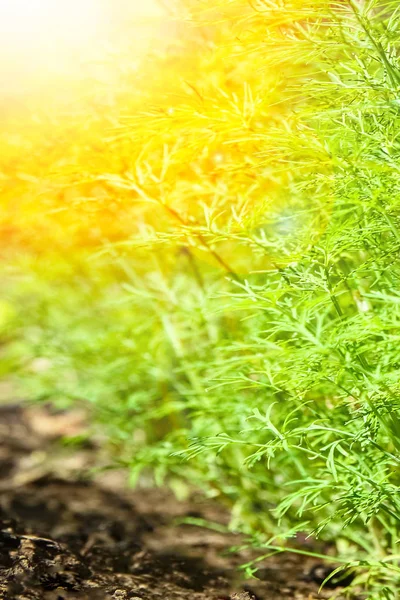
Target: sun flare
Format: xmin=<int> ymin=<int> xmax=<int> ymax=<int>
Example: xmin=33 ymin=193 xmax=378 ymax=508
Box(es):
xmin=0 ymin=0 xmax=167 ymax=90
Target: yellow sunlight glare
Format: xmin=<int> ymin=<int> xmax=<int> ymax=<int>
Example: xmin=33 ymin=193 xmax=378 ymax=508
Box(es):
xmin=0 ymin=0 xmax=167 ymax=92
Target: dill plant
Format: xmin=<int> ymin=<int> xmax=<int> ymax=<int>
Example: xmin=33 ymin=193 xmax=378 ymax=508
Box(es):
xmin=3 ymin=0 xmax=400 ymax=597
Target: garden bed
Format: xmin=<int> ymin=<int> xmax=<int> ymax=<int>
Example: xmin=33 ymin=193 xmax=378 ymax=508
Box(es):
xmin=0 ymin=401 xmax=345 ymax=600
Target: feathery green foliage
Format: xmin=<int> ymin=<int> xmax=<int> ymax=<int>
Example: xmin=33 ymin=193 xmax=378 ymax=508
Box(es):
xmin=2 ymin=1 xmax=400 ymax=597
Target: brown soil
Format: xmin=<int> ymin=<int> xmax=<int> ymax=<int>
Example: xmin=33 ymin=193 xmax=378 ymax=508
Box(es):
xmin=0 ymin=401 xmax=346 ymax=600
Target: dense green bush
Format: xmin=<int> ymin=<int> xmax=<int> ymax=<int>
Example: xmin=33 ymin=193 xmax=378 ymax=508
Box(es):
xmin=3 ymin=1 xmax=400 ymax=597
